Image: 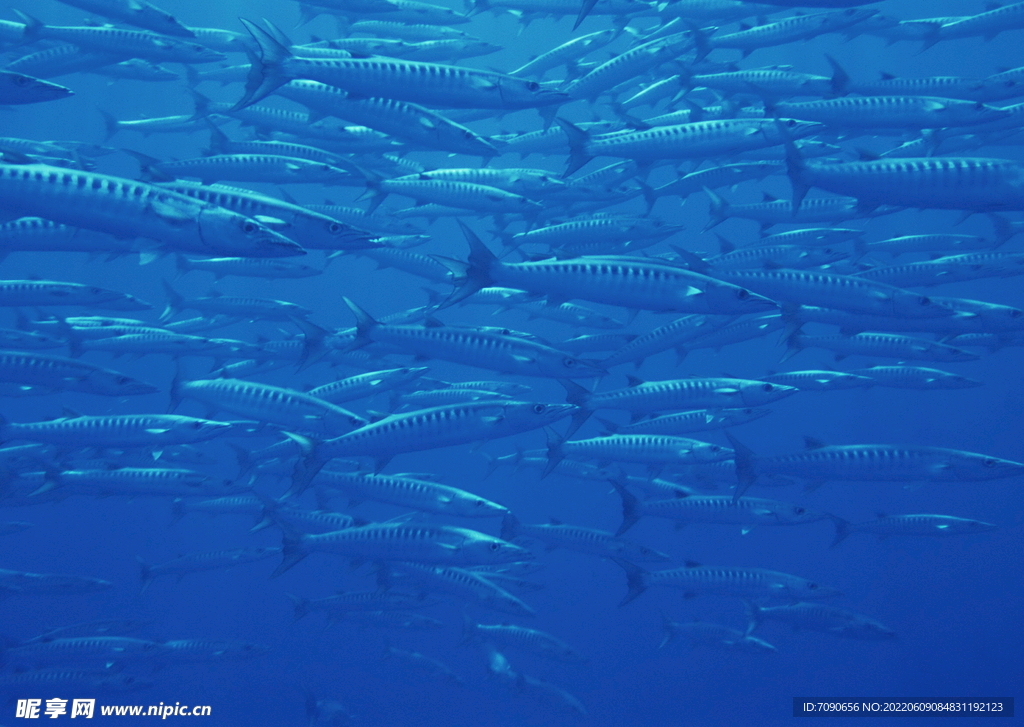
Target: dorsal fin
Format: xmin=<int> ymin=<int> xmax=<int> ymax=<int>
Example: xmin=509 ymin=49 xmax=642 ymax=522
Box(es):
xmin=626 ymin=375 xmax=644 ymax=387
xmin=803 ymin=436 xmax=827 ymax=449
xmin=879 ymin=71 xmax=896 ymax=80
xmin=684 ymin=560 xmax=701 ymax=568
xmin=548 ymin=518 xmax=563 ymax=525
xmin=762 ymin=192 xmax=778 ymax=202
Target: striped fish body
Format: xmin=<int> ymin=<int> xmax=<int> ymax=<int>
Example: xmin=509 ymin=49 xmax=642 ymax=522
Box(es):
xmin=638 ymin=496 xmax=826 ymax=526
xmin=710 ymin=9 xmax=877 ymax=52
xmin=468 ymin=623 xmax=584 ymax=662
xmin=662 ymin=621 xmax=776 ymax=652
xmin=585 ymin=377 xmax=796 ymax=413
xmin=846 ymin=514 xmax=996 ymax=538
xmin=775 ymin=96 xmax=1009 ymax=129
xmin=751 ymin=443 xmax=1024 ymax=483
xmin=0 ymin=164 xmax=299 ymax=257
xmin=505 ymin=519 xmax=670 ymax=562
xmin=644 ymin=564 xmax=839 ymax=600
xmin=788 ymin=332 xmax=979 ymax=362
xmin=4 ymin=637 xmax=167 ymax=668
xmin=608 ymin=407 xmax=770 ymax=436
xmin=846 ymin=366 xmax=981 ymax=389
xmin=798 ymin=158 xmax=1024 ymax=211
xmin=747 ymin=602 xmax=895 ymax=639
xmin=393 ymin=563 xmax=532 ymax=615
xmin=566 ymin=32 xmax=694 ymax=100
xmin=0 ymin=414 xmax=233 ymax=447
xmin=561 ymin=434 xmax=731 ymax=465
xmin=0 ymin=351 xmax=156 ymax=395
xmin=603 ymin=315 xmax=732 ymax=368
xmin=684 ymin=313 xmax=786 ymax=352
xmin=309 ymin=367 xmax=427 ymax=404
xmin=315 ymin=471 xmax=506 ymax=517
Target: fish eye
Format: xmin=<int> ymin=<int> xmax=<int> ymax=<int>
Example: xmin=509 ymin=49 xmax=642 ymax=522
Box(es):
xmin=1011 ymin=309 xmax=1023 ymax=317
xmin=327 ymin=222 xmax=343 ymax=234
xmin=709 ymin=445 xmax=721 ymax=452
xmin=563 ymin=357 xmax=576 ymax=367
xmin=761 ymin=383 xmax=774 ymax=391
xmin=919 ymin=296 xmax=931 ymax=305
xmin=489 ymin=542 xmax=501 ymax=550
xmin=13 ymin=75 xmax=30 ymax=87
xmin=808 ymin=582 xmax=819 ymax=589
xmin=242 ymin=221 xmax=257 ymax=233
xmin=463 ymin=130 xmax=474 ymax=138
xmin=532 ymin=404 xmax=546 ymax=414
xmin=736 ymin=288 xmax=750 ymax=299
xmin=786 ymin=119 xmax=796 ymax=127
xmin=527 ymin=81 xmax=540 ymax=91
xmin=795 ymin=507 xmax=806 ymax=514
xmin=475 ymin=499 xmax=486 ymax=507
xmin=974 ymin=102 xmax=985 ymax=110
xmin=116 ymin=376 xmax=130 ymax=384
xmin=983 ymin=458 xmax=998 ymax=467
xmin=191 ymin=421 xmax=203 ymax=428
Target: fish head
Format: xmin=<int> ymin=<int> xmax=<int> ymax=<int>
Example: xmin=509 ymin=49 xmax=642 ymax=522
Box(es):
xmin=889 ymin=290 xmax=956 ymax=319
xmin=450 ymin=493 xmax=508 ymax=518
xmin=721 ymin=407 xmax=773 ymax=426
xmin=542 ymin=353 xmax=606 ymax=379
xmin=775 ymin=504 xmax=828 ymax=525
xmin=177 ymin=418 xmax=234 ymax=440
xmin=175 ymin=41 xmax=226 ymax=63
xmin=740 ymin=381 xmax=798 ymax=406
xmin=687 ymin=441 xmax=733 ymax=464
xmin=945 ymin=453 xmax=1024 ymax=481
xmin=88 ymin=372 xmax=160 ymax=396
xmin=0 ymin=71 xmax=73 ymax=102
xmin=465 ymin=536 xmax=534 ymax=565
xmin=796 ymin=579 xmax=842 ymax=600
xmin=101 ymin=293 xmax=153 ymax=311
xmin=621 ymin=542 xmax=672 ymax=563
xmin=932 ymin=373 xmax=983 ymax=389
xmin=963 ymin=519 xmax=998 ymax=533
xmin=503 ymin=401 xmax=577 ymax=429
xmin=197 ymin=207 xmax=305 ymax=258
xmin=487 ymin=591 xmax=536 ymax=617
xmin=773 ymin=118 xmax=827 ymax=140
xmin=739 ymin=636 xmax=778 ymax=653
xmin=701 ymin=281 xmax=778 ymax=315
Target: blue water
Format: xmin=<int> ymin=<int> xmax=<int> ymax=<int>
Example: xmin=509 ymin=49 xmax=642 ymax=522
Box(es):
xmin=0 ymin=0 xmax=1021 ymax=724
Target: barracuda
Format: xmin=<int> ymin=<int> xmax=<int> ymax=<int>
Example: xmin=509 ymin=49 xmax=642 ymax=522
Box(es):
xmin=444 ymin=224 xmax=776 ymax=314
xmin=659 ymin=618 xmax=776 ymax=652
xmin=276 ymin=81 xmax=497 ymax=155
xmin=389 ymin=562 xmax=534 ymax=616
xmin=745 ymin=601 xmax=896 ymax=639
xmin=463 ymin=619 xmax=585 ymax=660
xmin=600 ymin=407 xmax=770 ymax=436
xmin=236 ymin=20 xmax=567 ymax=114
xmin=511 ymin=29 xmax=616 ymax=77
xmin=308 ymin=367 xmax=428 ymax=404
xmin=707 ymin=8 xmax=877 ymax=55
xmin=343 ymin=298 xmax=605 ymax=379
xmin=171 ymin=377 xmax=366 ymax=436
xmin=0 ymin=350 xmax=157 ymax=396
xmin=565 ymin=31 xmax=695 ymax=100
xmin=548 ymin=432 xmax=732 ymax=473
xmin=782 ymin=330 xmax=980 ymax=363
xmin=775 ymin=96 xmax=1010 ymax=129
xmin=0 ymin=413 xmax=234 ymax=448
xmin=500 ymin=513 xmax=670 ymax=562
xmin=830 ymin=513 xmax=996 ymax=546
xmin=558 ymin=117 xmax=822 ymax=175
xmin=291 ymin=400 xmax=576 ymax=487
xmin=139 ymin=548 xmax=280 ymax=592
xmin=133 ymin=152 xmax=356 ymax=187
xmin=274 ymin=521 xmax=530 ymax=576
xmin=727 ymin=433 xmax=1024 ymax=497
xmin=704 ymin=188 xmax=898 ymax=231
xmin=0 ymin=280 xmax=148 ymax=310
xmin=846 ymin=365 xmax=982 ymax=389
xmin=0 ymin=164 xmax=301 ymax=258
xmin=616 ymin=559 xmax=842 ymax=605
xmin=40 ymin=467 xmax=235 ymax=498
xmin=314 ymin=470 xmax=507 ymax=517
xmin=760 ymin=370 xmax=874 ymax=390
xmin=654 ymin=161 xmax=781 ymax=200
xmin=54 ymin=0 xmax=195 ymax=37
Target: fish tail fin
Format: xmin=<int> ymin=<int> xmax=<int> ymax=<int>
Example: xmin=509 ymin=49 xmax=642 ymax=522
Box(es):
xmin=167 ymin=362 xmax=184 ymax=413
xmin=123 ymin=149 xmax=171 ymax=182
xmin=824 ymin=54 xmax=849 ymax=96
xmin=779 ymin=123 xmax=809 ymax=213
xmin=173 ymin=253 xmax=191 ymax=280
xmin=829 ymin=515 xmax=853 ymax=548
xmin=229 ymin=442 xmax=254 ymax=480
xmin=657 ymin=610 xmax=675 ymax=648
xmin=342 ymin=297 xmax=377 ymax=351
xmin=610 ymin=475 xmax=640 ymax=535
xmin=286 ymin=593 xmax=310 ymax=622
xmin=556 ymin=118 xmax=592 ymax=177
xmin=573 ymin=0 xmax=598 ymax=30
xmin=779 ymin=328 xmax=803 ymax=363
xmin=459 ymin=613 xmax=479 ymax=645
xmin=558 ymin=379 xmax=592 ymax=436
xmin=724 ymin=432 xmax=757 ymax=501
xmin=499 ymin=512 xmax=520 ymax=542
xmin=742 ymin=598 xmax=763 ymax=634
xmin=137 ymin=556 xmax=153 ymax=595
xmin=12 ymin=9 xmax=42 ymax=41
xmin=170 ymin=498 xmax=186 ymax=524
xmin=235 ymin=18 xmax=293 ymax=110
xmin=289 ymin=315 xmax=329 ymax=371
xmin=289 ymin=436 xmax=325 ymax=497
xmin=438 ymin=221 xmax=495 ymax=308
xmin=159 ymin=279 xmax=182 ymax=322
xmin=612 ymin=558 xmax=648 ymax=606
xmin=272 ymin=528 xmax=307 ymax=578
xmin=989 ymin=213 xmax=1014 ymax=247
xmin=203 ymin=119 xmax=230 ymax=156
xmin=98 ymin=108 xmax=120 ymax=142
xmin=542 ymin=427 xmax=565 ymax=478
xmin=702 ymin=186 xmax=729 ymax=231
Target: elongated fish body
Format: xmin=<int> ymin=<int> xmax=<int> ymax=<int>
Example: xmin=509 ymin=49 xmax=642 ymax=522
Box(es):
xmin=0 ymin=280 xmax=148 ymax=310
xmin=603 ymin=315 xmax=732 ymax=368
xmin=604 ymin=407 xmax=771 ymax=436
xmin=709 ymin=9 xmax=877 ymax=53
xmin=761 ymin=370 xmax=874 ymax=391
xmin=174 ymin=378 xmax=365 ymax=435
xmin=511 ymin=216 xmax=680 ymax=251
xmin=308 ymin=367 xmax=428 ymax=404
xmin=785 ymin=331 xmax=979 ymax=363
xmin=745 ymin=601 xmax=896 ymax=639
xmin=238 ymin=20 xmax=566 ymax=112
xmin=0 ymin=70 xmax=73 ymax=105
xmin=158 ymin=182 xmax=372 ymax=251
xmin=299 ymin=400 xmax=576 ymax=482
xmin=775 ymin=96 xmax=1009 ymax=129
xmin=172 ymin=495 xmax=264 ymax=522
xmin=558 ymin=434 xmax=731 ymax=467
xmin=618 ymin=487 xmax=827 ymax=533
xmin=391 ymin=563 xmax=533 ymax=615
xmin=706 ymin=190 xmax=897 ymax=230
xmin=5 ymin=46 xmax=120 ymax=81
xmin=0 ymin=669 xmax=151 ymax=693
xmin=315 ymin=470 xmax=507 ymax=517
xmin=0 ymin=568 xmax=112 ymax=595
xmin=54 ymin=0 xmax=195 ymax=37
xmin=500 ymin=514 xmax=670 ymax=562
xmin=348 ymin=20 xmax=474 ymax=40
xmin=793 ymin=157 xmax=1024 ymax=212
xmin=46 ymin=467 xmax=230 ymax=498
xmin=567 ymin=377 xmax=797 ymax=415
xmin=16 ymin=14 xmax=223 ymax=64
xmin=139 ymin=548 xmax=280 ymax=590
xmin=141 ymin=154 xmax=356 ymax=186
xmin=0 ymin=164 xmax=300 ymax=258
xmin=464 ymin=620 xmax=584 ymax=661
xmin=511 ymin=29 xmax=616 ymax=77
xmin=277 ymin=81 xmax=496 ymax=155
xmin=832 ymin=513 xmax=996 ymax=545
xmin=846 ymin=365 xmax=982 ymax=389
xmin=277 ymin=522 xmax=529 ymax=575
xmin=0 ymin=414 xmax=234 ymax=448
xmin=566 ymin=31 xmax=695 ymax=100
xmin=2 ymin=637 xmax=169 ymax=668
xmin=731 ymin=437 xmax=1024 ymax=486
xmin=176 ymin=256 xmax=321 ymax=280
xmin=863 ymin=234 xmax=995 ymax=258
xmin=690 ymin=69 xmax=836 ymax=98
xmin=681 ymin=313 xmax=787 ymax=354
xmin=618 ymin=560 xmax=842 ymax=605
xmin=756 ymin=227 xmax=863 ymax=247
xmin=660 ymin=619 xmax=776 ymax=652
xmin=938 ymin=2 xmax=1024 ymax=41
xmin=304 ymin=204 xmax=425 ymax=236
xmin=710 ymin=268 xmax=953 ymax=318
xmin=0 ymin=351 xmax=156 ymax=395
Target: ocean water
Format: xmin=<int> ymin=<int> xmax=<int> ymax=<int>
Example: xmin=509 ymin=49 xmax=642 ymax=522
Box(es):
xmin=0 ymin=0 xmax=1021 ymax=725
